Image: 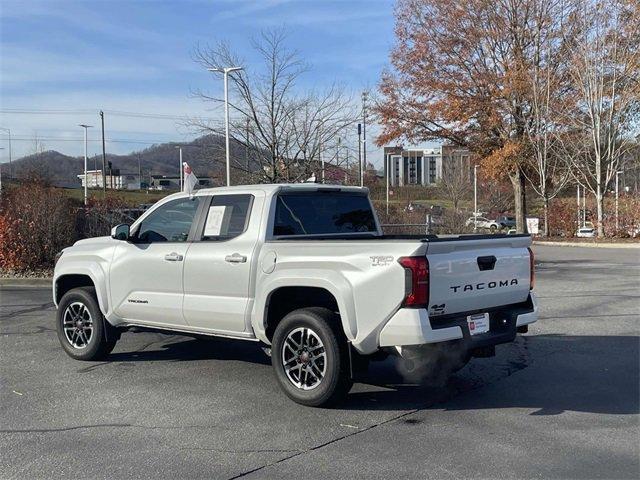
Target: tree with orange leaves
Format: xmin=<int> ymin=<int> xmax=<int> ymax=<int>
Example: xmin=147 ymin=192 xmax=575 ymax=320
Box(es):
xmin=376 ymin=0 xmax=577 ymax=233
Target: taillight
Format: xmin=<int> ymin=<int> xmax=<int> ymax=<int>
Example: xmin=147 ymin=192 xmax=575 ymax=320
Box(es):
xmin=528 ymin=247 xmax=535 ymax=290
xmin=398 ymin=256 xmax=429 ymax=307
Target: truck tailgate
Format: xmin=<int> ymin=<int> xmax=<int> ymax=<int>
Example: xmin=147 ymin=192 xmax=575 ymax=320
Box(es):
xmin=426 ymin=236 xmax=532 ymax=317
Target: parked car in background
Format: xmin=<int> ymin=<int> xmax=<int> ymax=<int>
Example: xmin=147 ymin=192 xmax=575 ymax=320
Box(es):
xmin=576 ymin=227 xmax=596 ymax=238
xmin=404 ymin=202 xmax=426 ymax=213
xmin=496 ymin=215 xmax=516 ymax=229
xmin=465 ymin=216 xmax=500 ymax=231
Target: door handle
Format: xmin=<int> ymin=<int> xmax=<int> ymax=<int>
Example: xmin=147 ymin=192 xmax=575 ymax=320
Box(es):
xmin=225 ymin=253 xmax=247 ymax=264
xmin=164 ymin=252 xmax=184 ymax=262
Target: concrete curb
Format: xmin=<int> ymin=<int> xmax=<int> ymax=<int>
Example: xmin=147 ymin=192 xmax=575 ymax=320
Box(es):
xmin=0 ymin=278 xmax=52 ymax=288
xmin=533 ymin=240 xmax=640 ymax=249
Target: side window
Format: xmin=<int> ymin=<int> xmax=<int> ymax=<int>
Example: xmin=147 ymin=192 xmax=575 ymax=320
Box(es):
xmin=202 ymin=194 xmax=253 ymax=241
xmin=136 ymin=197 xmax=200 ymax=243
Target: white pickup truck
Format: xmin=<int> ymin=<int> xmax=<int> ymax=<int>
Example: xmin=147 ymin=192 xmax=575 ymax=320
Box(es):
xmin=53 ymin=184 xmax=537 ymax=406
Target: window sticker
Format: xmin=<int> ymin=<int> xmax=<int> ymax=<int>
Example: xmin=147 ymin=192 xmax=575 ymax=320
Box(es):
xmin=204 ymin=205 xmax=227 ymax=236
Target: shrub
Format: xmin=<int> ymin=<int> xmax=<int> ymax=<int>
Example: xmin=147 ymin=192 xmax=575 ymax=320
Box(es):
xmin=0 ymin=181 xmax=78 ymax=271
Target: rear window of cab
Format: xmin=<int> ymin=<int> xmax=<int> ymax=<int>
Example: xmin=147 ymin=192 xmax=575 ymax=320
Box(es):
xmin=273 ymin=192 xmax=377 ymax=236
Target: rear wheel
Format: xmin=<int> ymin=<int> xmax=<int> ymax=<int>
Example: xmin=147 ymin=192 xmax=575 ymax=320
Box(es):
xmin=56 ymin=287 xmax=117 ymax=361
xmin=272 ymin=307 xmax=352 ymax=407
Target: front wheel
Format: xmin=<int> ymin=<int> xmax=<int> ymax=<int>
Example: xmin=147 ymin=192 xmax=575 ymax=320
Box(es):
xmin=272 ymin=307 xmax=352 ymax=407
xmin=56 ymin=287 xmax=117 ymax=361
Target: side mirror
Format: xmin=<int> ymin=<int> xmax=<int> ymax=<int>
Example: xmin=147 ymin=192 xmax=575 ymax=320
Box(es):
xmin=111 ymin=224 xmax=131 ymax=241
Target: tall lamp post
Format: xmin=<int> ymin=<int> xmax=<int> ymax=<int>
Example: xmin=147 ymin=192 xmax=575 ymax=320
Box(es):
xmin=79 ymin=124 xmax=93 ymax=206
xmin=208 ymin=66 xmax=243 ymax=186
xmin=385 ymin=153 xmax=390 ymax=215
xmin=615 ymin=170 xmax=623 ymax=230
xmin=361 ymin=91 xmax=368 ymax=187
xmin=0 ymin=128 xmax=11 ymax=181
xmin=175 ymin=146 xmax=183 ymax=190
xmin=317 ymin=118 xmax=326 ymax=183
xmin=473 ymin=164 xmax=479 ymax=232
xmin=0 ymin=147 xmax=4 ymax=195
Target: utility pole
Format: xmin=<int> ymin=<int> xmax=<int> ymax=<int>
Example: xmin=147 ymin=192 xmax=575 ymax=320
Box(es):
xmin=336 ymin=137 xmax=341 ymax=182
xmin=361 ymin=91 xmax=368 ymax=187
xmin=582 ymin=186 xmax=586 ymax=227
xmin=79 ymin=124 xmax=93 ymax=206
xmin=615 ymin=170 xmax=623 ymax=230
xmin=577 ymin=184 xmax=581 ymax=229
xmin=0 ymin=128 xmax=11 ymax=181
xmin=99 ymin=111 xmax=107 ymax=194
xmin=357 ymin=123 xmax=362 ymax=186
xmin=386 ymin=153 xmax=390 ymax=215
xmin=474 ymin=165 xmax=479 ymax=232
xmin=175 ymin=146 xmax=183 ymax=190
xmin=0 ymin=147 xmax=4 ymax=195
xmin=318 ymin=119 xmax=325 ymax=184
xmin=207 ymin=66 xmax=243 ymax=186
xmin=245 ymin=117 xmax=250 ymax=174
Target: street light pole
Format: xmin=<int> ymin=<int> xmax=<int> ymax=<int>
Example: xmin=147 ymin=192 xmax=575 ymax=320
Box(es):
xmin=208 ymin=66 xmax=243 ymax=186
xmin=615 ymin=170 xmax=623 ymax=230
xmin=79 ymin=124 xmax=93 ymax=206
xmin=175 ymin=146 xmax=183 ymax=190
xmin=386 ymin=153 xmax=390 ymax=216
xmin=474 ymin=164 xmax=479 ymax=232
xmin=0 ymin=128 xmax=11 ymax=181
xmin=361 ymin=91 xmax=368 ymax=187
xmin=0 ymin=147 xmax=4 ymax=195
xmin=318 ymin=118 xmax=326 ymax=184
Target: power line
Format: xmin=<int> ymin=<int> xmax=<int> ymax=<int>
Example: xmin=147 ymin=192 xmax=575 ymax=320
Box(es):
xmin=0 ymin=108 xmax=217 ymax=121
xmin=8 ymin=136 xmax=165 ymax=145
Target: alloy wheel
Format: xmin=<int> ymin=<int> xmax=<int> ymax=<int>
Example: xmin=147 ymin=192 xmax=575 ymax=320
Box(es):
xmin=62 ymin=302 xmax=93 ymax=349
xmin=281 ymin=327 xmax=327 ymax=390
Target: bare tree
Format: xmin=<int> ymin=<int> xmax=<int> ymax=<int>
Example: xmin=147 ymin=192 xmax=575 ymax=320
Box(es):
xmin=439 ymin=155 xmax=472 ymax=211
xmin=563 ymin=0 xmax=640 ymax=237
xmin=522 ymin=0 xmax=573 ymax=236
xmin=191 ymin=29 xmax=357 ymax=183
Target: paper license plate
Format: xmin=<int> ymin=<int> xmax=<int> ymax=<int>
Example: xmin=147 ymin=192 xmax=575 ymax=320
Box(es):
xmin=467 ymin=313 xmax=489 ymax=335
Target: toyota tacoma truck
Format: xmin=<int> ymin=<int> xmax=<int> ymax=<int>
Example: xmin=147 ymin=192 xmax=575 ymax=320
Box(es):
xmin=53 ymin=184 xmax=537 ymax=406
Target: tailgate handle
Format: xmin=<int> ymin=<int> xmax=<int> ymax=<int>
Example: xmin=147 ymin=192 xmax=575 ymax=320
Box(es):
xmin=477 ymin=255 xmax=497 ymax=271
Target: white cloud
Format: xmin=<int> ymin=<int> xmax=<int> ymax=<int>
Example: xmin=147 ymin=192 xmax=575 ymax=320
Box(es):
xmin=0 ymin=45 xmax=162 ymax=85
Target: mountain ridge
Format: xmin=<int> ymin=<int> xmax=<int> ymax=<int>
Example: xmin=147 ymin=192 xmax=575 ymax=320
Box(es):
xmin=8 ymin=134 xmax=243 ymax=188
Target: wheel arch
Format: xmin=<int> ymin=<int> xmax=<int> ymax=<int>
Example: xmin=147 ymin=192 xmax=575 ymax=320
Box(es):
xmin=255 ymin=280 xmax=356 ymax=345
xmin=54 ymin=269 xmax=109 ymax=317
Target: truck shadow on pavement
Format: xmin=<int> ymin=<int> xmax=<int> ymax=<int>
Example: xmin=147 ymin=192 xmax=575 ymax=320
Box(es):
xmin=346 ymin=334 xmax=639 ymax=416
xmin=107 ymin=334 xmax=271 ymax=366
xmin=105 ymin=333 xmax=639 ymax=416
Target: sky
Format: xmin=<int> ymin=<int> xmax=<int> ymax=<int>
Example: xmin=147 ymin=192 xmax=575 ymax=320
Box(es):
xmin=0 ymin=0 xmax=401 ymax=166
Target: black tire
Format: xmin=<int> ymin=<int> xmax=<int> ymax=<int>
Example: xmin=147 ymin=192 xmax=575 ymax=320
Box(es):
xmin=489 ymin=224 xmax=498 ymax=231
xmin=272 ymin=307 xmax=352 ymax=407
xmin=56 ymin=287 xmax=117 ymax=361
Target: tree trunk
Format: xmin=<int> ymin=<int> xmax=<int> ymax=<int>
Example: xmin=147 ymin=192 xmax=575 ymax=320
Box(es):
xmin=509 ymin=169 xmax=527 ymax=233
xmin=543 ymin=196 xmax=549 ymax=237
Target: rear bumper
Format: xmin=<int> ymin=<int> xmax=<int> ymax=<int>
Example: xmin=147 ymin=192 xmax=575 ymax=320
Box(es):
xmin=378 ymin=293 xmax=537 ymax=349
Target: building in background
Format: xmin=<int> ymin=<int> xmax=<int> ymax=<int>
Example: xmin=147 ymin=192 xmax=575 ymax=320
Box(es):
xmin=77 ymin=170 xmax=141 ymax=190
xmin=150 ymin=175 xmax=214 ymax=191
xmin=382 ymin=145 xmax=471 ymax=186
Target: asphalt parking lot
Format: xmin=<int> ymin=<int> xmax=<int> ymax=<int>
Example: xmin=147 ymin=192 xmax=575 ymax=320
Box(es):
xmin=1 ymin=245 xmax=638 ymax=479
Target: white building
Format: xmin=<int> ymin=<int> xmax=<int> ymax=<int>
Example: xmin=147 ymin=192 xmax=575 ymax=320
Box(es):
xmin=383 ymin=145 xmax=471 ymax=187
xmin=77 ymin=170 xmax=141 ymax=190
